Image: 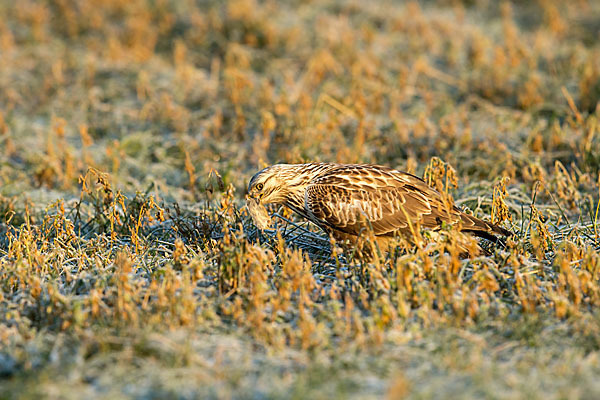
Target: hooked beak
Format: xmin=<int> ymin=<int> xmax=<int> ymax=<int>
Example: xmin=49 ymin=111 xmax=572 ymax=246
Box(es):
xmin=246 ymin=191 xmax=261 ymax=202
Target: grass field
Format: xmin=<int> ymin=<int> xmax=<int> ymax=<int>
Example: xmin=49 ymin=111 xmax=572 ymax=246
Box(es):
xmin=1 ymin=0 xmax=600 ymax=398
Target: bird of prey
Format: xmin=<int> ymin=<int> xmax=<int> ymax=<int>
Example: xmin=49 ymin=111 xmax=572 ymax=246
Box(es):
xmin=246 ymin=163 xmax=510 ymax=251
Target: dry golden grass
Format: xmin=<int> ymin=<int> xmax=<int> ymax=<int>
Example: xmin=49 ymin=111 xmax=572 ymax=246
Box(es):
xmin=1 ymin=0 xmax=600 ymax=398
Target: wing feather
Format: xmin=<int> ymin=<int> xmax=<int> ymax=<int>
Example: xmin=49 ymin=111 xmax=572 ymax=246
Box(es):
xmin=305 ymin=164 xmax=460 ymax=236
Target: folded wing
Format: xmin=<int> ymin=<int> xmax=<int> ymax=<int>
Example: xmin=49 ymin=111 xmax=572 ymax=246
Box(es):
xmin=305 ymin=164 xmax=462 ymax=236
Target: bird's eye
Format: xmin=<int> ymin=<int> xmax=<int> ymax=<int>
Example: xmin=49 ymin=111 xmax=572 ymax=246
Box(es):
xmin=256 ymin=183 xmax=264 ymax=191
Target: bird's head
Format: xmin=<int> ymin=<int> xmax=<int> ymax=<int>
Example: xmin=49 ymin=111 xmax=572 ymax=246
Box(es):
xmin=247 ymin=164 xmax=290 ymax=204
xmin=247 ymin=164 xmax=315 ymax=205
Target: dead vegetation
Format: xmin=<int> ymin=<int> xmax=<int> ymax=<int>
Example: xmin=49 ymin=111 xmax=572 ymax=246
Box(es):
xmin=1 ymin=0 xmax=600 ymax=398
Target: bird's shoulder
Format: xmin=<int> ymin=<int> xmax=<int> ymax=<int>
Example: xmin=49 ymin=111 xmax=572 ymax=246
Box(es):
xmin=309 ymin=164 xmax=431 ymax=193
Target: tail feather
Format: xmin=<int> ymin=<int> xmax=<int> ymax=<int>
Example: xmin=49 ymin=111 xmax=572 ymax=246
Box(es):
xmin=458 ymin=212 xmax=512 ymax=241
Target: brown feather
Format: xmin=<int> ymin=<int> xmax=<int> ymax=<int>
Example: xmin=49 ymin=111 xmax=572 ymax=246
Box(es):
xmin=305 ymin=164 xmax=460 ymax=236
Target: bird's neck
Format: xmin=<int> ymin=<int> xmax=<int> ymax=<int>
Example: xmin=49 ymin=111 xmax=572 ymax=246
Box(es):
xmin=284 ymin=189 xmax=305 ymax=209
xmin=276 ymin=163 xmax=338 ymax=217
xmin=284 ymin=189 xmax=311 ymax=220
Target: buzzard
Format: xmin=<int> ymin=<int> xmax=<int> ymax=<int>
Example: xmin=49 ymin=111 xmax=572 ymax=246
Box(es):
xmin=246 ymin=163 xmax=510 ymax=251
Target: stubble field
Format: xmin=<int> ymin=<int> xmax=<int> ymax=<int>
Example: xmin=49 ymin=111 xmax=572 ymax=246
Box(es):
xmin=1 ymin=0 xmax=600 ymax=398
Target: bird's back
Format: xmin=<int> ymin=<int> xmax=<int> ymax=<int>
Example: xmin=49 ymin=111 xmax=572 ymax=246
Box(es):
xmin=300 ymin=163 xmax=509 ymax=241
